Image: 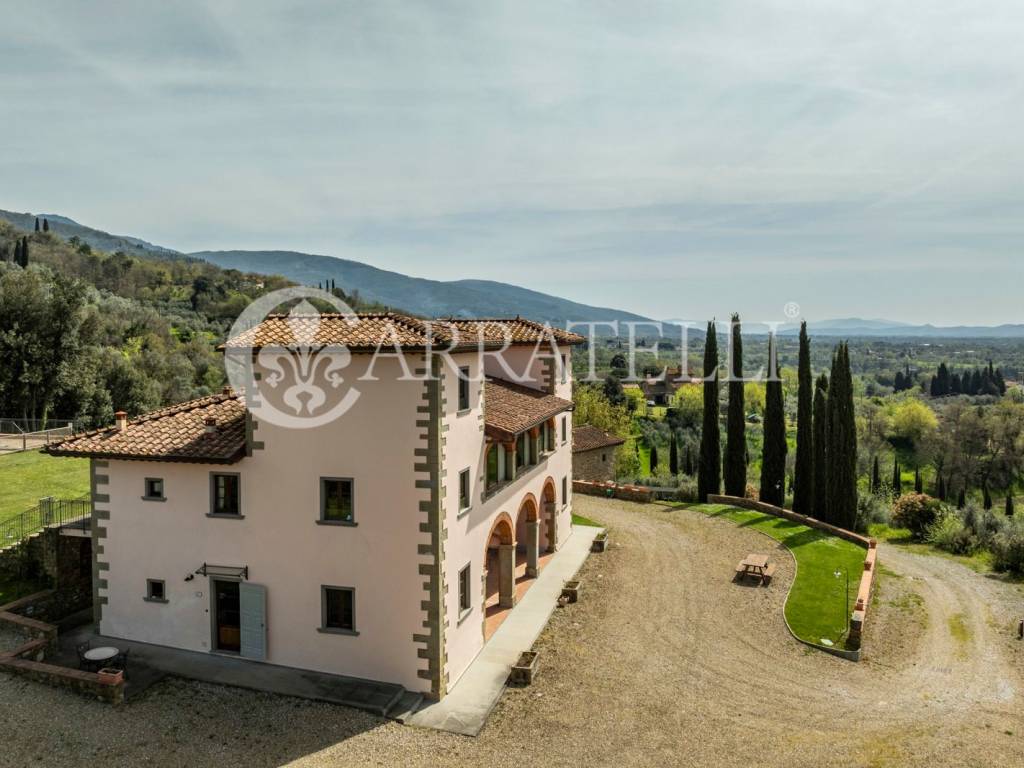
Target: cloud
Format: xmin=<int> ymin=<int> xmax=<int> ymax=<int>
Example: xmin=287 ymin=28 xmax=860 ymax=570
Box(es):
xmin=1 ymin=0 xmax=1021 ymax=324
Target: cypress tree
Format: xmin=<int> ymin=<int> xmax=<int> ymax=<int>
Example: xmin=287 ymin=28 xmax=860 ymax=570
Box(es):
xmin=892 ymin=458 xmax=901 ymax=497
xmin=724 ymin=314 xmax=746 ymax=496
xmin=793 ymin=321 xmax=813 ymax=514
xmin=669 ymin=433 xmax=679 ymax=476
xmin=1007 ymin=495 xmax=1015 ymax=518
xmin=21 ymin=237 xmax=28 ymax=266
xmin=825 ymin=343 xmax=858 ymax=529
xmin=650 ymin=444 xmax=659 ymax=474
xmin=685 ymin=445 xmax=694 ymax=475
xmin=957 ymin=488 xmax=966 ymax=509
xmin=812 ymin=374 xmax=829 ymax=517
xmin=759 ymin=334 xmax=787 ymax=506
xmin=937 ymin=474 xmax=947 ymax=502
xmin=43 ymin=218 xmax=49 ymax=232
xmin=697 ymin=321 xmax=721 ymax=502
xmin=983 ymin=480 xmax=993 ymax=510
xmin=871 ymin=456 xmax=881 ymax=494
xmin=12 ymin=239 xmax=21 ymax=266
xmin=914 ymin=468 xmax=923 ymax=494
xmin=34 ymin=217 xmax=40 ymax=232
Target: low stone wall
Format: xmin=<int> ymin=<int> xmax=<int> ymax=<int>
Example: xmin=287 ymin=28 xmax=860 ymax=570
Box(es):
xmin=573 ymin=480 xmax=653 ymax=503
xmin=707 ymin=495 xmax=878 ymax=659
xmin=0 ymin=591 xmax=124 ymax=704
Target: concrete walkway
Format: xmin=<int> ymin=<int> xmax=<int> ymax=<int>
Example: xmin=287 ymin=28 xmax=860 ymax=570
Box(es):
xmin=410 ymin=523 xmax=600 ymax=736
xmin=56 ymin=624 xmax=416 ymax=717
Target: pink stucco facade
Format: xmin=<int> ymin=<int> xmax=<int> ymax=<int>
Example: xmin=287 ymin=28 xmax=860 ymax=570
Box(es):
xmin=92 ymin=345 xmax=575 ymax=698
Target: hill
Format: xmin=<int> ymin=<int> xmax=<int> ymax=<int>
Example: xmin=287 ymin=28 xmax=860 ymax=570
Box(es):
xmin=191 ymin=250 xmax=655 ymax=329
xmin=0 ymin=208 xmax=182 ymax=259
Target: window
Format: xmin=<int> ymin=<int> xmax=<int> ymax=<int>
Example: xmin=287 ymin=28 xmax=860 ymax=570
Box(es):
xmin=561 ymin=353 xmax=568 ymax=383
xmin=458 ymin=367 xmax=471 ymax=411
xmin=143 ymin=477 xmax=164 ymax=501
xmin=210 ymin=474 xmax=241 ymax=517
xmin=321 ymin=586 xmax=356 ymax=634
xmin=145 ymin=579 xmax=166 ymax=603
xmin=458 ymin=564 xmax=471 ymax=614
xmin=602 ymin=453 xmax=607 ymax=462
xmin=545 ymin=421 xmax=555 ymax=451
xmin=320 ymin=478 xmax=355 ymax=524
xmin=561 ymin=416 xmax=568 ymax=444
xmin=459 ymin=469 xmax=471 ymax=511
xmin=562 ymin=476 xmax=568 ymax=507
xmin=487 ymin=447 xmax=500 ymax=489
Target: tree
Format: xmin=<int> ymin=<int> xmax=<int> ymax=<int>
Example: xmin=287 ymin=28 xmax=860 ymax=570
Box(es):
xmin=793 ymin=321 xmax=813 ymax=514
xmin=684 ymin=444 xmax=694 ymax=475
xmin=602 ymin=374 xmax=626 ymax=407
xmin=957 ymin=488 xmax=966 ymax=509
xmin=669 ymin=433 xmax=679 ymax=475
xmin=914 ymin=467 xmax=923 ymax=494
xmin=812 ymin=374 xmax=829 ymax=516
xmin=983 ymin=480 xmax=993 ymax=510
xmin=724 ymin=314 xmax=746 ymax=496
xmin=759 ymin=334 xmax=787 ymax=506
xmin=43 ymin=218 xmax=49 ymax=232
xmin=34 ymin=217 xmax=40 ymax=232
xmin=697 ymin=321 xmax=721 ymax=502
xmin=650 ymin=444 xmax=659 ymax=474
xmin=825 ymin=343 xmax=858 ymax=529
xmin=892 ymin=458 xmax=901 ymax=497
xmin=937 ymin=474 xmax=947 ymax=502
xmin=871 ymin=456 xmax=881 ymax=494
xmin=1007 ymin=494 xmax=1015 ymax=518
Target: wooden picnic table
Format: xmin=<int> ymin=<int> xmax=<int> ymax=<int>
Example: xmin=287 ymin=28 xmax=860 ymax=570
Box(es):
xmin=735 ymin=554 xmax=775 ymax=584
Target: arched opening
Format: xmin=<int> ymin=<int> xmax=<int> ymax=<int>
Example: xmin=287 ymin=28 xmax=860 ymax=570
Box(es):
xmin=515 ymin=494 xmax=540 ymax=579
xmin=483 ymin=513 xmax=516 ymax=639
xmin=541 ymin=478 xmax=557 ymax=553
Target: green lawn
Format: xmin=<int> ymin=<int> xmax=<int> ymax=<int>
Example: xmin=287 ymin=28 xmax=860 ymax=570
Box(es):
xmin=694 ymin=503 xmax=868 ymax=648
xmin=572 ymin=512 xmax=603 ymax=527
xmin=868 ymin=522 xmax=995 ymax=574
xmin=0 ymin=450 xmax=90 ymax=524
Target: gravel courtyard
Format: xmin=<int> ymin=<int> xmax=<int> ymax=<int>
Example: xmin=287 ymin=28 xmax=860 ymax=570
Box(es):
xmin=1 ymin=496 xmax=1022 ymax=767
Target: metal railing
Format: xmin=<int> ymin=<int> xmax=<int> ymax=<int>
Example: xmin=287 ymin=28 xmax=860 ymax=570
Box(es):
xmin=0 ymin=497 xmax=93 ymax=549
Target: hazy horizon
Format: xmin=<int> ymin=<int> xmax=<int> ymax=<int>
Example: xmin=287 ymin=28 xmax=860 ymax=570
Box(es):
xmin=3 ymin=1 xmax=1023 ymax=325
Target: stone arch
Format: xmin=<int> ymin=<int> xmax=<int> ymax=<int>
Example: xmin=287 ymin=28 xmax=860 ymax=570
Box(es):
xmin=484 ymin=511 xmax=515 ymax=561
xmin=541 ymin=477 xmax=558 ymax=553
xmin=484 ymin=512 xmax=517 ymax=615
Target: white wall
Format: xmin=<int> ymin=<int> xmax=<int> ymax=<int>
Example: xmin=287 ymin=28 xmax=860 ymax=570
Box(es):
xmin=99 ymin=355 xmax=431 ymax=691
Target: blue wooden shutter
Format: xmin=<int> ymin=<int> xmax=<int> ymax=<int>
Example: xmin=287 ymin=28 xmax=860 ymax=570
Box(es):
xmin=239 ymin=582 xmax=267 ymax=661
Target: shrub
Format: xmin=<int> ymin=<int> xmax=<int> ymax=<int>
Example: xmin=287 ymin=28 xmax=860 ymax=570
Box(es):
xmin=676 ymin=477 xmax=699 ymax=503
xmin=891 ymin=493 xmax=942 ymax=540
xmin=962 ymin=502 xmax=1005 ymax=548
xmin=926 ymin=510 xmax=976 ymax=555
xmin=856 ymin=492 xmax=890 ymax=531
xmin=744 ymin=483 xmax=759 ymax=501
xmin=991 ymin=518 xmax=1024 ymax=574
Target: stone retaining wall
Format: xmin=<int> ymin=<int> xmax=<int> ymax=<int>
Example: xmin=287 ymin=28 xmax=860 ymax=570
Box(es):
xmin=0 ymin=590 xmax=124 ymax=704
xmin=573 ymin=480 xmax=653 ymax=503
xmin=707 ymin=495 xmax=878 ymax=658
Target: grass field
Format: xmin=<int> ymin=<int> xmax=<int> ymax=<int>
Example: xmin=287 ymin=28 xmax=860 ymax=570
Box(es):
xmin=0 ymin=450 xmax=90 ymax=524
xmin=695 ymin=503 xmax=867 ymax=648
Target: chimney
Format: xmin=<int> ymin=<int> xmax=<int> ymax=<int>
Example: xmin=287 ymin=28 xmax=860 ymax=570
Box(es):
xmin=204 ymin=416 xmax=218 ymax=436
xmin=114 ymin=411 xmax=127 ymax=432
xmin=221 ymin=385 xmax=233 ymax=396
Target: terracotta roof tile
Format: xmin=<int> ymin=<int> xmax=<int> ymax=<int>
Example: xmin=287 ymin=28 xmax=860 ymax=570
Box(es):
xmin=45 ymin=393 xmax=247 ymax=464
xmin=484 ymin=378 xmax=573 ymax=441
xmin=221 ymin=313 xmax=586 ymax=351
xmin=572 ymin=424 xmax=626 ymax=453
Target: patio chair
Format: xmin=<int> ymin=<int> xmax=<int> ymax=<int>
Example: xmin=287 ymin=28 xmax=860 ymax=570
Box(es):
xmin=112 ymin=648 xmax=130 ymax=676
xmin=76 ymin=641 xmax=93 ymax=671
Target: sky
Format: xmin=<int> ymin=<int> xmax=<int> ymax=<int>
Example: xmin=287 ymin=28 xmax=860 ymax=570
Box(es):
xmin=2 ymin=1 xmax=1023 ymax=326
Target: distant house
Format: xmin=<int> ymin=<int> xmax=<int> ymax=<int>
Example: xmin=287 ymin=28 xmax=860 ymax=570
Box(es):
xmin=572 ymin=425 xmax=626 ymax=481
xmin=638 ymin=366 xmax=695 ymax=406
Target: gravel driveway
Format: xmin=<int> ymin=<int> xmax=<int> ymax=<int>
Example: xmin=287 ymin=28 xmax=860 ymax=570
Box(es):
xmin=1 ymin=496 xmax=1021 ymax=767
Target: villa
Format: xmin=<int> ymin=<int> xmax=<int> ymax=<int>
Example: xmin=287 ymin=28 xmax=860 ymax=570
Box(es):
xmin=47 ymin=313 xmax=585 ymax=702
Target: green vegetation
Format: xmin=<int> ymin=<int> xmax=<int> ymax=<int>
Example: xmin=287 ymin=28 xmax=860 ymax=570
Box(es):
xmin=698 ymin=321 xmax=721 ymax=502
xmin=724 ymin=314 xmax=746 ymax=496
xmin=792 ymin=321 xmax=813 ymax=515
xmin=572 ymin=512 xmax=603 ymax=527
xmin=696 ymin=503 xmax=867 ymax=647
xmin=0 ymin=450 xmax=90 ymax=523
xmin=759 ymin=334 xmax=787 ymax=506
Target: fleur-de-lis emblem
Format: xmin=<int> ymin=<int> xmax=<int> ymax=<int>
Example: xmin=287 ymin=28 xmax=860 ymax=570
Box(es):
xmin=257 ymin=300 xmax=352 ymax=416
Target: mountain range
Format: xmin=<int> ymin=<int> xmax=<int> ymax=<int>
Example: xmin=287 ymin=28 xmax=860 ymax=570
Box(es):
xmin=2 ymin=208 xmax=1022 ymax=339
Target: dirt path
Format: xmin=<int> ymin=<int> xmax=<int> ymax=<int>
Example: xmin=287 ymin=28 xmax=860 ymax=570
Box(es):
xmin=0 ymin=496 xmax=1022 ymax=767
